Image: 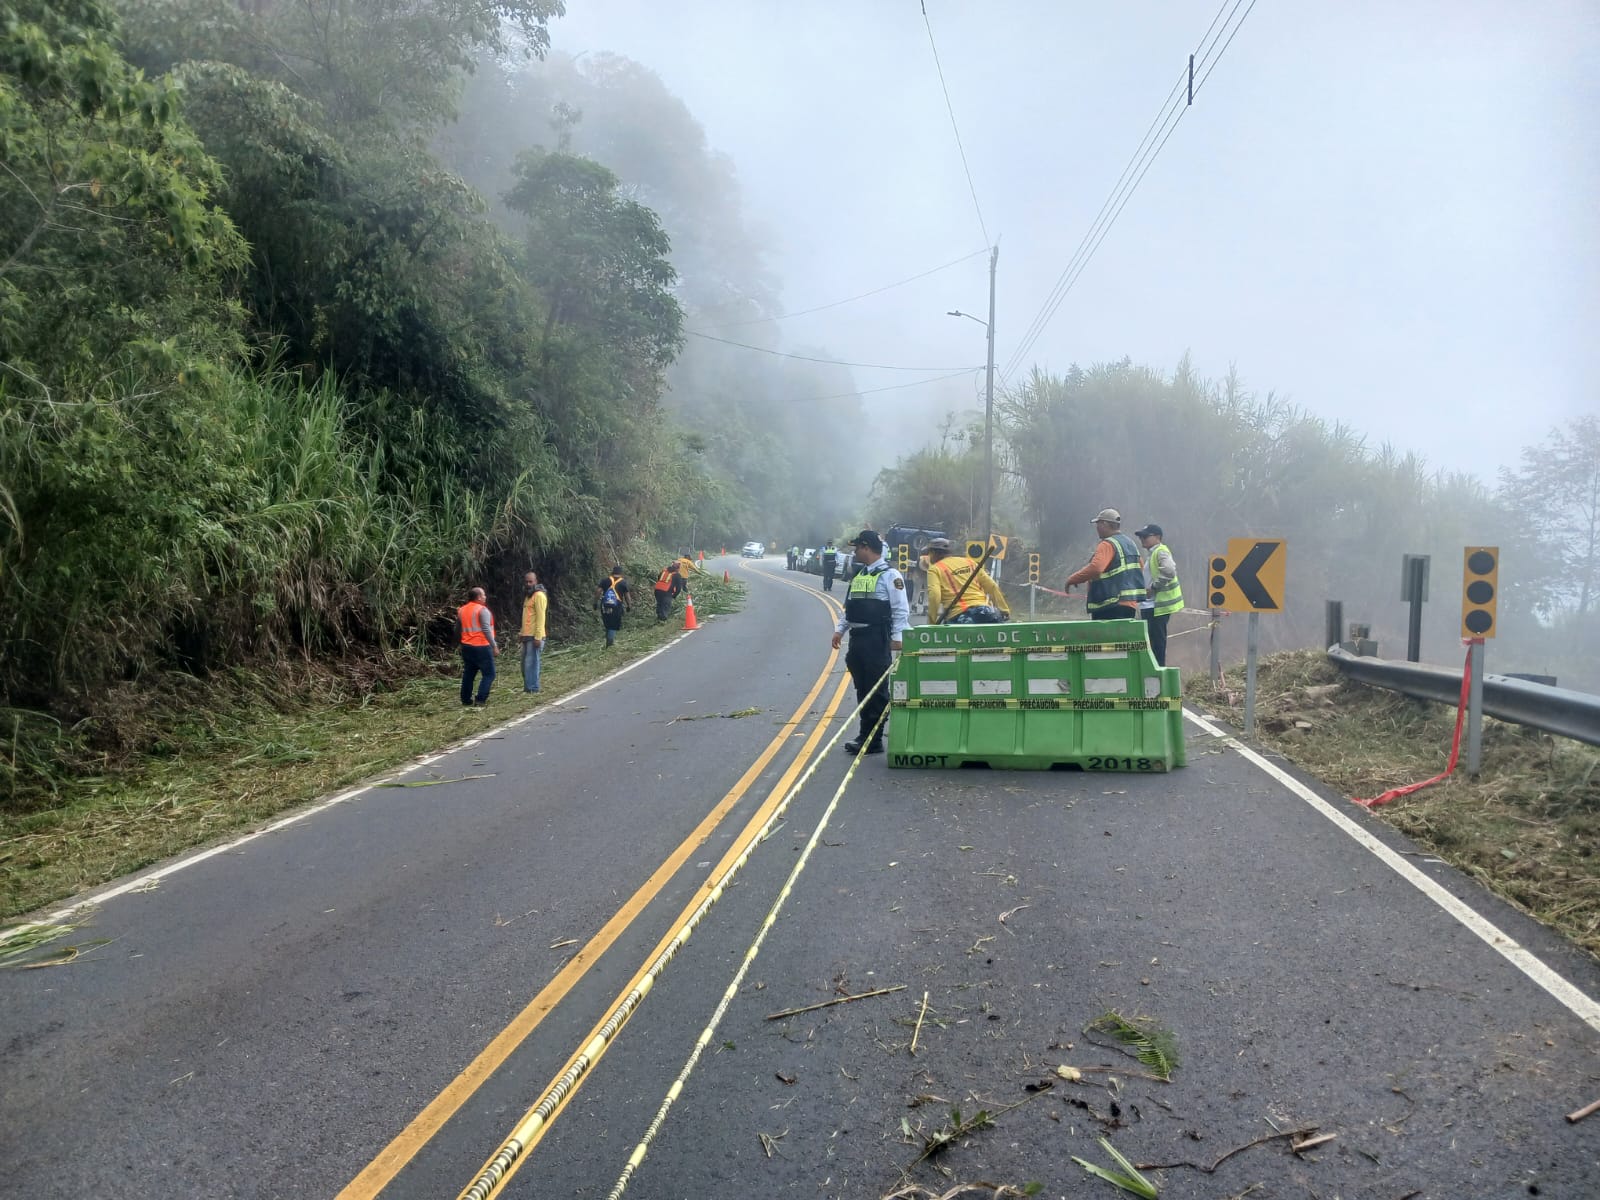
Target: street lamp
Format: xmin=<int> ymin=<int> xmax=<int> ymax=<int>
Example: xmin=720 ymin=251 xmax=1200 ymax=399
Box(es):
xmin=946 ymin=245 xmax=998 ymax=557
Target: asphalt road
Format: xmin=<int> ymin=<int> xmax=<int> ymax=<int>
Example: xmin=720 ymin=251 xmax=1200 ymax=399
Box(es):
xmin=4 ymin=555 xmax=1598 ymax=1200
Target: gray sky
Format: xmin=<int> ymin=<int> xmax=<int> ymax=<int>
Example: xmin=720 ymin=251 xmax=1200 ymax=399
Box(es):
xmin=548 ymin=1 xmax=1598 ymax=481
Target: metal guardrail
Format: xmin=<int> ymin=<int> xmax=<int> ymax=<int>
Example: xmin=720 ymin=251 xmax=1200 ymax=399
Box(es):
xmin=1327 ymin=645 xmax=1600 ymax=749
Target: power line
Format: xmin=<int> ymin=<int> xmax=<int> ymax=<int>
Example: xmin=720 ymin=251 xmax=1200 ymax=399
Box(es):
xmin=1000 ymin=0 xmax=1257 ymax=379
xmin=684 ymin=330 xmax=981 ymax=372
xmin=1002 ymin=0 xmax=1241 ymax=377
xmin=1195 ymin=0 xmax=1258 ymax=95
xmin=921 ymin=1 xmax=990 ymax=247
xmin=786 ymin=368 xmax=981 ymax=404
xmin=697 ymin=248 xmax=989 ymax=330
xmin=999 ymin=73 xmax=1188 ymax=378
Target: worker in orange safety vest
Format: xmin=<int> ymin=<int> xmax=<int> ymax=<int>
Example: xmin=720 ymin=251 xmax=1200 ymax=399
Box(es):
xmin=457 ymin=586 xmax=498 ymax=705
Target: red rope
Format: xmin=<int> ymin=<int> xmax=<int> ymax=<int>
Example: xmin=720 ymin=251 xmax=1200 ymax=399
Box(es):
xmin=1353 ymin=640 xmax=1480 ymax=809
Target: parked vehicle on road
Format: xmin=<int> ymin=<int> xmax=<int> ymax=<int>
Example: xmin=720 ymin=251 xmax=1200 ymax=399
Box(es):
xmin=741 ymin=541 xmax=765 ymax=558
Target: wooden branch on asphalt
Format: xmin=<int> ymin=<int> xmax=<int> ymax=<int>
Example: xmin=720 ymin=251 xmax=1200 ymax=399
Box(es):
xmin=764 ymin=984 xmax=906 ymax=1021
xmin=1290 ymin=1132 xmax=1337 ymax=1154
xmin=910 ymin=990 xmax=930 ymax=1056
xmin=1566 ymin=1097 xmax=1600 ymax=1124
xmin=1138 ymin=1126 xmax=1319 ymax=1173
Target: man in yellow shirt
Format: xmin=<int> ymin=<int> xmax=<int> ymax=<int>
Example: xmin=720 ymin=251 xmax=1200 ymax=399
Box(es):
xmin=521 ymin=571 xmax=548 ymax=693
xmin=924 ymin=538 xmax=1010 ymax=624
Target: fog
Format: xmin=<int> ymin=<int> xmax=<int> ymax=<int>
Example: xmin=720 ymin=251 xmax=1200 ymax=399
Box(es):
xmin=545 ymin=0 xmax=1597 ymax=480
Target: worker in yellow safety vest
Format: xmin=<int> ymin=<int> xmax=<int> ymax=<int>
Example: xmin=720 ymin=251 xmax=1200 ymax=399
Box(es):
xmin=1134 ymin=523 xmax=1182 ymax=667
xmin=924 ymin=538 xmax=1010 ymax=624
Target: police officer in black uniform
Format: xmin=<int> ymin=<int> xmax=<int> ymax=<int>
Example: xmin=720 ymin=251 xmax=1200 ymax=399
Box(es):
xmin=830 ymin=529 xmax=910 ymax=755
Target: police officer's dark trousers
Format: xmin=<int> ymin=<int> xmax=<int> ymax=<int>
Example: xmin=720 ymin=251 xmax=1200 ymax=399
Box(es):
xmin=846 ymin=629 xmax=892 ymax=749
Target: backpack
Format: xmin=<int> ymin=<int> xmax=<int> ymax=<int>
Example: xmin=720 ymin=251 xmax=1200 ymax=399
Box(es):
xmin=602 ymin=575 xmax=622 ymax=609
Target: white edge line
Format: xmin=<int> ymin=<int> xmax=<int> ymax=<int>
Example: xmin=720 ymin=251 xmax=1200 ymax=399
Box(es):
xmin=2 ymin=631 xmax=696 ymax=941
xmin=1182 ymin=707 xmax=1600 ymax=1032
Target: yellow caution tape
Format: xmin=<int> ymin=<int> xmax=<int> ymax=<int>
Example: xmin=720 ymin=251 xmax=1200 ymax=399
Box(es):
xmin=902 ymin=641 xmax=1148 ymax=656
xmin=895 ymin=696 xmax=1181 ymax=711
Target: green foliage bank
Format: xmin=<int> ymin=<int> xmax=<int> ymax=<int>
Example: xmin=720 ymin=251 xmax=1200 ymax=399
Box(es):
xmin=0 ymin=0 xmax=797 ymax=808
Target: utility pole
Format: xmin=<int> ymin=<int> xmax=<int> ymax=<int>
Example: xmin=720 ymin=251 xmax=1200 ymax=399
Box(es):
xmin=983 ymin=244 xmax=998 ymax=557
xmin=948 ymin=245 xmax=999 ymax=557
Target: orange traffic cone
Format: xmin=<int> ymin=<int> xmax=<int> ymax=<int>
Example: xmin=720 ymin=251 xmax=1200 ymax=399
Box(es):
xmin=683 ymin=593 xmax=699 ymax=630
xmin=697 ymin=550 xmax=705 ymax=563
xmin=720 ymin=545 xmax=726 ymax=555
xmin=723 ymin=569 xmax=730 ymax=583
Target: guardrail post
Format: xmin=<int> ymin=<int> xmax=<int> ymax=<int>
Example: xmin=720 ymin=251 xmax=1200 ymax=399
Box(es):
xmin=1325 ymin=600 xmax=1343 ymax=651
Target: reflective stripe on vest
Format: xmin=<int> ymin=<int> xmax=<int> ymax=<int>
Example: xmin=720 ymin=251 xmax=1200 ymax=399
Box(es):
xmin=1086 ymin=533 xmax=1147 ymax=612
xmin=845 ymin=567 xmax=891 ymax=633
xmin=1149 ymin=543 xmax=1183 ymax=617
xmin=459 ymin=601 xmax=493 ymax=646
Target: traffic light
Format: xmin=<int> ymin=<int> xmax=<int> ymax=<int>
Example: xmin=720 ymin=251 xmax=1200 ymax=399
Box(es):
xmin=965 ymin=539 xmax=987 ymax=561
xmin=1209 ymin=554 xmax=1228 ymax=608
xmin=1027 ymin=552 xmax=1040 ymax=584
xmin=1461 ymin=546 xmax=1498 ymax=638
xmin=896 ymin=543 xmax=909 ymax=570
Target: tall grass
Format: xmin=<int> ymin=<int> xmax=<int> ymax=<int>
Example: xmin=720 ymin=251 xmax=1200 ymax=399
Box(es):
xmin=0 ymin=356 xmax=589 ymax=809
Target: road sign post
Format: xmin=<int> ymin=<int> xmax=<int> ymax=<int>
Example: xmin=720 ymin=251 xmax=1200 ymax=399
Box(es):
xmin=1209 ymin=538 xmax=1286 ymax=734
xmin=1244 ymin=612 xmax=1260 ymax=736
xmin=1208 ymin=551 xmax=1221 ymax=683
xmin=1467 ymin=638 xmax=1485 ymax=777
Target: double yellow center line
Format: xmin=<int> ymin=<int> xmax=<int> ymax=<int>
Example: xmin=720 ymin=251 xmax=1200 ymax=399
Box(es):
xmin=339 ymin=566 xmax=844 ymax=1199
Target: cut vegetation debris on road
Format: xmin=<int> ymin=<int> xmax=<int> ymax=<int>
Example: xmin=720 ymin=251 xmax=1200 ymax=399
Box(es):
xmin=1188 ymin=649 xmax=1600 ymax=958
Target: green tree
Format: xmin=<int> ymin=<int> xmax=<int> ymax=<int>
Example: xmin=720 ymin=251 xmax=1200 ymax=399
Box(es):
xmin=505 ymin=148 xmax=682 ymax=371
xmin=119 ymin=0 xmax=565 ymax=133
xmin=0 ymin=0 xmax=244 ymax=385
xmin=444 ymin=51 xmax=874 ymax=546
xmin=1500 ymin=416 xmax=1600 ymax=618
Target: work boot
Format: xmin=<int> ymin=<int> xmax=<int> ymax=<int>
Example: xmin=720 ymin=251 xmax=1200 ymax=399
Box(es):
xmin=843 ymin=740 xmax=884 ymax=755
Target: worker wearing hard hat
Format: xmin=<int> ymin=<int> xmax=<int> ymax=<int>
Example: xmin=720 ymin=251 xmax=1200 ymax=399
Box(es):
xmin=924 ymin=538 xmax=1010 ymax=624
xmin=1064 ymin=508 xmax=1147 ymax=619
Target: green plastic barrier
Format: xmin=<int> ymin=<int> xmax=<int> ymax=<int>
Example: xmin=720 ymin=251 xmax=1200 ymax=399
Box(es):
xmin=887 ymin=619 xmax=1185 ymax=771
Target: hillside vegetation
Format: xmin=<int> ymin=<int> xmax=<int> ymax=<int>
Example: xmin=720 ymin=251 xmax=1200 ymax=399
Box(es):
xmin=1 ymin=0 xmax=862 ymax=813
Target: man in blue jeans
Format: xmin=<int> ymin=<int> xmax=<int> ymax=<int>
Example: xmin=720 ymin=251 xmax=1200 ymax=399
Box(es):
xmin=457 ymin=586 xmax=498 ymax=705
xmin=521 ymin=571 xmax=547 ymax=692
